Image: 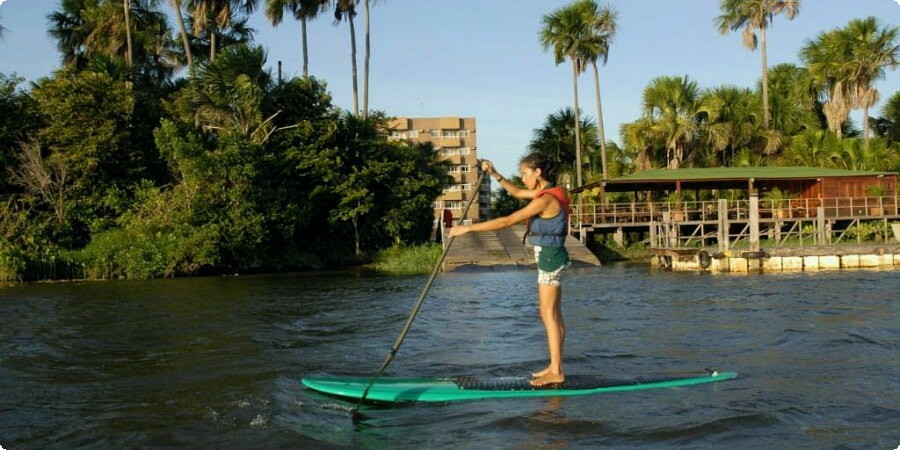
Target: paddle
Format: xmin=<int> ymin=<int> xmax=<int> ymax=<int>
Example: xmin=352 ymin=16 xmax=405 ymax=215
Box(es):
xmin=351 ymin=169 xmax=487 ymax=420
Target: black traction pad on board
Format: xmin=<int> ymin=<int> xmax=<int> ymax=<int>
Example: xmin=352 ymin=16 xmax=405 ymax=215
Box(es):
xmin=454 ymin=374 xmax=692 ymax=391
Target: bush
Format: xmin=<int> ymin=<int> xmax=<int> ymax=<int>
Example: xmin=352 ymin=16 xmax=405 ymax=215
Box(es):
xmin=371 ymin=243 xmax=442 ymax=273
xmin=72 ymin=224 xmax=220 ymax=279
xmin=0 ymin=237 xmax=26 ymax=282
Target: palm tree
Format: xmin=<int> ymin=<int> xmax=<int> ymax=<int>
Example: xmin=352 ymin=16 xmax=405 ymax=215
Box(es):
xmin=334 ymin=0 xmax=360 ymax=116
xmin=621 ymin=116 xmax=659 ymax=171
xmin=801 ymin=28 xmax=852 ymax=138
xmin=838 ymin=17 xmax=900 ymax=148
xmin=699 ymin=85 xmax=763 ymax=166
xmin=188 ymin=0 xmax=258 ymax=61
xmin=715 ymin=0 xmax=800 ymax=129
xmin=48 ymin=0 xmax=96 ymax=69
xmin=778 ymin=129 xmax=841 ymax=167
xmin=265 ymin=0 xmax=330 ymax=78
xmin=539 ymin=2 xmax=591 ymax=188
xmin=180 ymin=12 xmax=255 ymax=66
xmin=577 ymin=0 xmax=617 ymax=180
xmin=836 ymin=137 xmax=900 ymax=171
xmin=188 ymin=44 xmax=273 ymax=140
xmin=124 ymin=0 xmax=134 ymax=66
xmin=871 ymin=90 xmax=900 ymax=143
xmin=49 ymin=0 xmax=175 ymax=80
xmin=640 ymin=75 xmax=703 ymax=169
xmin=766 ymin=63 xmax=821 ymax=137
xmin=361 ymin=0 xmax=375 ymax=118
xmin=169 ymin=0 xmax=195 ymax=71
xmin=528 ymin=107 xmax=598 ymax=185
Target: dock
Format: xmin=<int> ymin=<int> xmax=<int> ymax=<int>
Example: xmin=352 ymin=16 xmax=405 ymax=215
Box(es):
xmin=442 ymin=224 xmax=601 ymax=271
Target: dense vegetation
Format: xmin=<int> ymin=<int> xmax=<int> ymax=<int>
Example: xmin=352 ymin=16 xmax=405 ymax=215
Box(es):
xmin=530 ymin=0 xmax=900 ymax=192
xmin=0 ymin=0 xmax=451 ymax=282
xmin=2 ymin=0 xmax=899 ymax=280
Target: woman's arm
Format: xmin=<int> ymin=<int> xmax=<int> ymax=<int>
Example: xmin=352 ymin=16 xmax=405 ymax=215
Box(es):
xmin=448 ymin=195 xmax=551 ymax=237
xmin=482 ymin=160 xmax=537 ymax=200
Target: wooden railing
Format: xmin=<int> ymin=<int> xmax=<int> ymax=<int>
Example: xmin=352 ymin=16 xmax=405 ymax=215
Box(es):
xmin=571 ymin=196 xmax=899 ymax=227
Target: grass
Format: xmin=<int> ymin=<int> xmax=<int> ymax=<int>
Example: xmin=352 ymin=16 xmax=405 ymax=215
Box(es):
xmin=370 ymin=243 xmax=443 ymax=274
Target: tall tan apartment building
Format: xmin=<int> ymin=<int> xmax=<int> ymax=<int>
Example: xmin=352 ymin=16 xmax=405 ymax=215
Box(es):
xmin=388 ymin=116 xmax=490 ymax=224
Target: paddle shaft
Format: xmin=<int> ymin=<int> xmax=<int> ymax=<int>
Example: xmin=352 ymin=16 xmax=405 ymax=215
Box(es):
xmin=352 ymin=170 xmax=487 ymax=415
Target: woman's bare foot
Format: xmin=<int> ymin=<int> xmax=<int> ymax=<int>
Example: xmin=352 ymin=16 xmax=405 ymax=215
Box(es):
xmin=532 ymin=366 xmax=551 ymax=378
xmin=530 ymin=372 xmax=564 ymax=387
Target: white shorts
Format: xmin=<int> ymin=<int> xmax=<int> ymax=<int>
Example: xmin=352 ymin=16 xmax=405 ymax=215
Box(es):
xmin=534 ymin=245 xmax=569 ymax=287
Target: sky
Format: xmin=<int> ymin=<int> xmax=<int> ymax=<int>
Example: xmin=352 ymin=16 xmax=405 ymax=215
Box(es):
xmin=1 ymin=0 xmax=899 ymax=176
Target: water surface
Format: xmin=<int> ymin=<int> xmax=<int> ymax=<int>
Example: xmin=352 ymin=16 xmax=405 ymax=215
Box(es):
xmin=1 ymin=265 xmax=898 ymax=448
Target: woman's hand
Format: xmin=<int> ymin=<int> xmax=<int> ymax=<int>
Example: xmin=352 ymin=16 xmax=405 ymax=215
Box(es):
xmin=481 ymin=160 xmax=496 ymax=176
xmin=481 ymin=160 xmax=503 ymax=182
xmin=448 ymin=225 xmax=469 ymax=238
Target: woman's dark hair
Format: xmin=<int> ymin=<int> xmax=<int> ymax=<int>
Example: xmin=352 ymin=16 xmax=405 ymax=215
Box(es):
xmin=520 ymin=152 xmax=558 ymax=183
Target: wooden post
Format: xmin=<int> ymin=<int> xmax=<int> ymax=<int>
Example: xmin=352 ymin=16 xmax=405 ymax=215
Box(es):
xmin=649 ymin=220 xmax=657 ymax=248
xmin=749 ymin=193 xmax=760 ymax=251
xmin=718 ymin=199 xmax=728 ymax=252
xmin=817 ymin=206 xmax=826 ymax=245
xmin=614 ymin=227 xmax=624 ymax=247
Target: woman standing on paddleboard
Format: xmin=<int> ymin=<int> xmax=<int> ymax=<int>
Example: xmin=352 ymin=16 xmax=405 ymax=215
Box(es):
xmin=449 ymin=153 xmax=570 ymax=387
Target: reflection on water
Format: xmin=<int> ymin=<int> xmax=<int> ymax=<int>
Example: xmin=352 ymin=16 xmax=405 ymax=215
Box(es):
xmin=1 ymin=266 xmax=898 ymax=448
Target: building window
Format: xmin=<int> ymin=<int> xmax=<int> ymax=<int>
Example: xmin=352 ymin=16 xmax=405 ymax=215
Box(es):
xmin=433 ymin=201 xmax=443 ymax=209
xmin=447 ymin=184 xmax=471 ymax=192
xmin=408 ymin=130 xmax=418 ymax=138
xmin=430 ymin=129 xmax=440 ymax=137
xmin=458 ymin=165 xmax=470 ymax=173
xmin=440 ymin=147 xmax=471 ymax=157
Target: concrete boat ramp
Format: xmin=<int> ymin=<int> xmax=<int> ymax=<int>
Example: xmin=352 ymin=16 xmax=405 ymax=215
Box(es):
xmin=442 ymin=225 xmax=601 ymax=271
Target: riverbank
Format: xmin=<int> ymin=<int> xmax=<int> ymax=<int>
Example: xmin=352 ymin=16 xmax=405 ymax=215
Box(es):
xmin=651 ymin=243 xmax=900 ymax=273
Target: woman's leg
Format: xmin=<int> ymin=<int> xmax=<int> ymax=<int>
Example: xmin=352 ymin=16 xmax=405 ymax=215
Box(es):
xmin=531 ymin=283 xmax=565 ymax=386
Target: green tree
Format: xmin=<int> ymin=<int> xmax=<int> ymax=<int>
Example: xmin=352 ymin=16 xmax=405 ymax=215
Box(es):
xmin=634 ymin=75 xmax=703 ymax=169
xmin=528 ymin=107 xmax=598 ymax=185
xmin=834 ymin=137 xmax=900 ymax=171
xmin=577 ymin=0 xmax=617 ymax=180
xmin=778 ymin=129 xmax=842 ymax=167
xmin=124 ymin=0 xmax=134 ymax=66
xmin=30 ymin=68 xmax=140 ymax=245
xmin=698 ymin=85 xmax=773 ymax=166
xmin=178 ymin=10 xmax=255 ymax=66
xmin=325 ymin=113 xmax=449 ymax=255
xmin=766 ymin=63 xmax=821 ymax=137
xmin=602 ymin=140 xmax=635 ymax=178
xmin=490 ymin=176 xmax=527 ymax=218
xmin=540 ymin=1 xmax=591 ymax=187
xmin=185 ymin=44 xmax=274 ymax=141
xmin=361 ymin=0 xmax=377 ymax=118
xmin=255 ymin=76 xmax=342 ymax=267
xmin=168 ymin=0 xmax=195 ymax=71
xmin=802 ymin=27 xmax=852 ymax=138
xmin=871 ymin=90 xmax=900 ymax=143
xmin=188 ymin=0 xmax=258 ymax=61
xmin=47 ymin=0 xmax=97 ymax=69
xmin=838 ymin=17 xmax=899 ymax=148
xmin=48 ymin=0 xmax=176 ymax=83
xmin=264 ymin=0 xmax=330 ymax=78
xmin=715 ymin=0 xmax=800 ymax=129
xmin=0 ymin=75 xmax=41 ymax=194
xmin=333 ymin=0 xmax=360 ymax=116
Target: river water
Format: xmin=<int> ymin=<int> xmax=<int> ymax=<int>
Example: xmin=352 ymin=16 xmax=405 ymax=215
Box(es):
xmin=1 ymin=264 xmax=898 ymax=449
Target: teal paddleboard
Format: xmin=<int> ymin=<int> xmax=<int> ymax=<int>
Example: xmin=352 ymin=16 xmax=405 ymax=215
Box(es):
xmin=301 ymin=371 xmax=737 ymax=403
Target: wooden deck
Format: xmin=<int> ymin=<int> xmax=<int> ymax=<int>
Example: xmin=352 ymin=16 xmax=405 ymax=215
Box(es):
xmin=442 ymin=224 xmax=601 ymax=271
